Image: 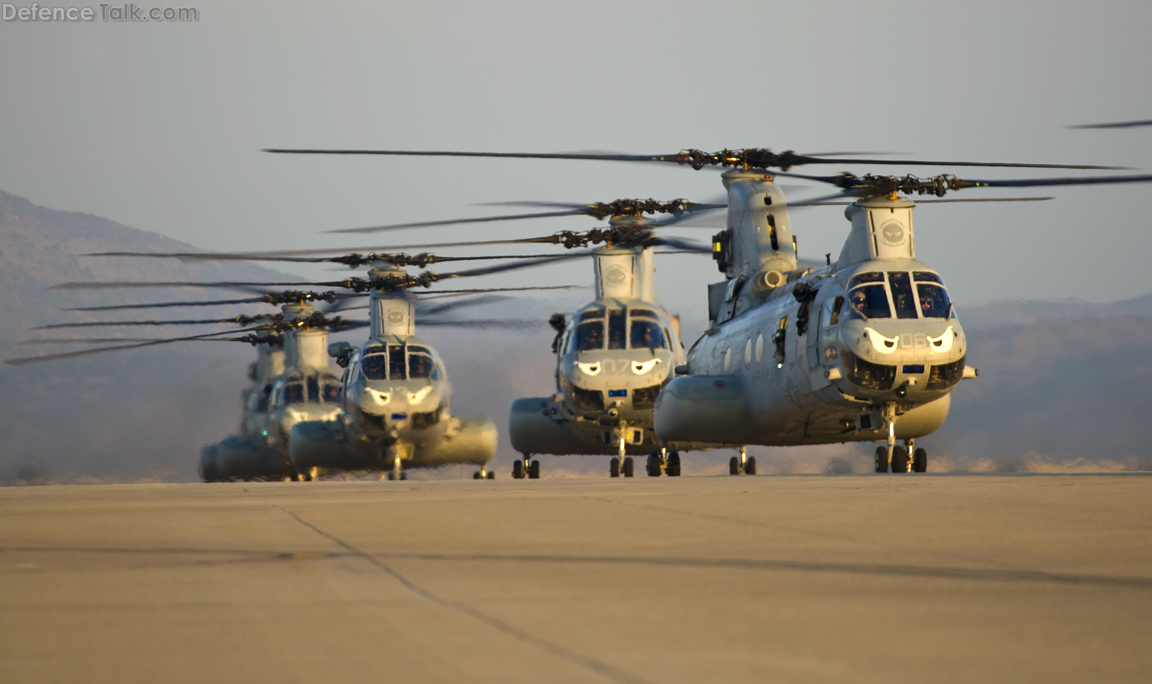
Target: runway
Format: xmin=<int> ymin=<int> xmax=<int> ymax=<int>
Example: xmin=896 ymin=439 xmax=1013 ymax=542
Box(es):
xmin=2 ymin=474 xmax=1150 ymax=683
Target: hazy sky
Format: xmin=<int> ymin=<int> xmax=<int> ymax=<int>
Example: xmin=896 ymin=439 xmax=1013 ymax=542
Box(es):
xmin=3 ymin=0 xmax=1151 ymax=322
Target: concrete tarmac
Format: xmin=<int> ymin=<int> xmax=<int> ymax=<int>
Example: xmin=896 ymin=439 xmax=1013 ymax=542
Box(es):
xmin=2 ymin=474 xmax=1150 ymax=683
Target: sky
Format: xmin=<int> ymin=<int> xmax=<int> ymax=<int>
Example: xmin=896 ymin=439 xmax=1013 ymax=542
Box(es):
xmin=3 ymin=0 xmax=1152 ymax=325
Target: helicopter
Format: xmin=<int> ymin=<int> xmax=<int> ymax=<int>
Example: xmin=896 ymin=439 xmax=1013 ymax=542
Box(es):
xmin=264 ymin=145 xmax=1152 ymax=474
xmin=200 ymin=301 xmax=345 ymax=482
xmin=8 ymin=251 xmax=571 ymax=480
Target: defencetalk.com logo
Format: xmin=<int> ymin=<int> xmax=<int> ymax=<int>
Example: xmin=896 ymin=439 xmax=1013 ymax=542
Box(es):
xmin=2 ymin=3 xmax=199 ymax=22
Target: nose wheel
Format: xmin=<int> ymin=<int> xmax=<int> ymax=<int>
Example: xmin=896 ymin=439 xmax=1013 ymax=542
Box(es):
xmin=512 ymin=457 xmax=540 ymax=479
xmin=472 ymin=466 xmax=495 ymax=480
xmin=729 ymin=446 xmax=757 ymax=475
xmin=875 ymin=436 xmax=929 ymax=474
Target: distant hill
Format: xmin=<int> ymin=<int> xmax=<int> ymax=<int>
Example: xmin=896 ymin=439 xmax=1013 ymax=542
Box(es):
xmin=0 ymin=189 xmax=300 ymax=483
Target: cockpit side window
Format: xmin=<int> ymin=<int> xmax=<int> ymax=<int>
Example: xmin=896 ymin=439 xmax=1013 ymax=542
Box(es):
xmin=579 ymin=308 xmax=605 ymax=322
xmin=607 ymin=309 xmax=627 ymax=350
xmin=917 ymin=283 xmax=951 ymax=318
xmin=629 ymin=320 xmax=667 ymax=350
xmin=913 ymin=271 xmax=943 ymax=284
xmin=361 ymin=353 xmax=388 ymax=380
xmin=888 ymin=272 xmax=918 ymax=320
xmin=574 ymin=321 xmax=604 ymax=351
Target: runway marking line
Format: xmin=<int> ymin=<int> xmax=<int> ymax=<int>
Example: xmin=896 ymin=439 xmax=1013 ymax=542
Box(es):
xmin=275 ymin=505 xmax=655 ymax=684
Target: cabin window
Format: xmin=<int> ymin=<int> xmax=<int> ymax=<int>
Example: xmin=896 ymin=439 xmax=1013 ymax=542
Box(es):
xmin=829 ymin=296 xmax=844 ymax=325
xmin=607 ymin=309 xmax=627 ymax=350
xmin=574 ymin=321 xmax=604 ymax=351
xmin=755 ymin=333 xmax=764 ymax=364
xmin=888 ymin=272 xmax=918 ymax=320
xmin=744 ymin=338 xmax=752 ymax=368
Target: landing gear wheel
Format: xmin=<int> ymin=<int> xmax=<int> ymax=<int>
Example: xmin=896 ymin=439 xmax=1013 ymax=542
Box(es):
xmin=874 ymin=446 xmax=889 ymax=473
xmin=528 ymin=460 xmax=540 ymax=479
xmin=913 ymin=448 xmax=927 ymax=473
xmin=386 ymin=471 xmax=394 ymax=480
xmin=473 ymin=471 xmax=481 ymax=479
xmin=610 ymin=457 xmax=620 ymax=478
xmin=745 ymin=456 xmax=757 ymax=475
xmin=646 ymin=453 xmax=661 ymax=477
xmin=622 ymin=457 xmax=634 ymax=478
xmin=667 ymin=451 xmax=681 ymax=477
xmin=512 ymin=459 xmax=525 ymax=479
xmin=891 ymin=446 xmax=909 ymax=473
xmin=486 ymin=470 xmax=495 ymax=480
xmin=729 ymin=456 xmax=740 ymax=475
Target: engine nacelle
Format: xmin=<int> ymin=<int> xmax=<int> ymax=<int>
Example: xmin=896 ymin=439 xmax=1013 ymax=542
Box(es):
xmin=289 ymin=421 xmax=352 ymax=472
xmin=201 ymin=434 xmax=287 ymax=482
xmin=510 ymin=397 xmax=616 ymax=455
xmin=654 ymin=375 xmax=754 ymax=445
xmin=424 ymin=416 xmax=497 ymax=467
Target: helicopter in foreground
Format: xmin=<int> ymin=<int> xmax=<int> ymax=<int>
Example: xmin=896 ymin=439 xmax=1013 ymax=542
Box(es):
xmin=265 ymin=144 xmax=1152 ymax=473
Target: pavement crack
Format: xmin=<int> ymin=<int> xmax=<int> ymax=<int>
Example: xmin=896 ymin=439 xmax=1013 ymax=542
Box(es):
xmin=275 ymin=506 xmax=654 ymax=684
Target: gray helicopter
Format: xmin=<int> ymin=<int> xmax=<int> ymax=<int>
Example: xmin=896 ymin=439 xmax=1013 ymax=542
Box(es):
xmin=508 ymin=240 xmax=717 ymax=478
xmin=264 ymin=145 xmax=1152 ymax=473
xmin=200 ymin=301 xmax=345 ymax=482
xmin=290 ymin=265 xmax=498 ymax=480
xmin=653 ymin=164 xmax=1152 ymax=473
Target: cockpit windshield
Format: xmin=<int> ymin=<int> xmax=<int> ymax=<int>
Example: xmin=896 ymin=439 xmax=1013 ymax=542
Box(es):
xmin=847 ymin=284 xmax=891 ymax=319
xmin=409 ymin=351 xmax=435 ymax=379
xmin=607 ymin=309 xmax=627 ymax=350
xmin=844 ymin=270 xmax=952 ymax=320
xmin=360 ymin=344 xmax=440 ymax=381
xmin=574 ymin=321 xmax=604 ymax=351
xmin=283 ymin=380 xmax=304 ymax=404
xmin=630 ymin=320 xmax=667 ymax=350
xmin=361 ymin=352 xmax=388 ymax=380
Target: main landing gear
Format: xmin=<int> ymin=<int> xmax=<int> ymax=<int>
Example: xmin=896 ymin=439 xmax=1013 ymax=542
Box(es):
xmin=512 ymin=457 xmax=540 ymax=479
xmin=645 ymin=448 xmax=681 ymax=477
xmin=729 ymin=446 xmax=757 ymax=475
xmin=873 ymin=406 xmax=928 ymax=474
xmin=472 ymin=466 xmax=495 ymax=480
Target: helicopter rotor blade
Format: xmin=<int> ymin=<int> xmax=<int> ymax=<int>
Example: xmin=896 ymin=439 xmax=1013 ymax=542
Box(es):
xmin=33 ymin=314 xmax=282 ymax=330
xmin=5 ymin=328 xmax=259 ymax=366
xmin=769 ymin=170 xmax=1152 ymax=198
xmin=264 ymin=147 xmax=1123 ymax=171
xmin=419 ymin=318 xmax=542 ymax=330
xmin=1068 ymin=119 xmax=1152 ymax=129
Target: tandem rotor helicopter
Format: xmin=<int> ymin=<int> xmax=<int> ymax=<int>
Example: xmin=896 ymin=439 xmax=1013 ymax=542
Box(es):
xmin=8 ymin=251 xmax=581 ymax=481
xmin=264 ymin=144 xmax=1152 ymax=475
